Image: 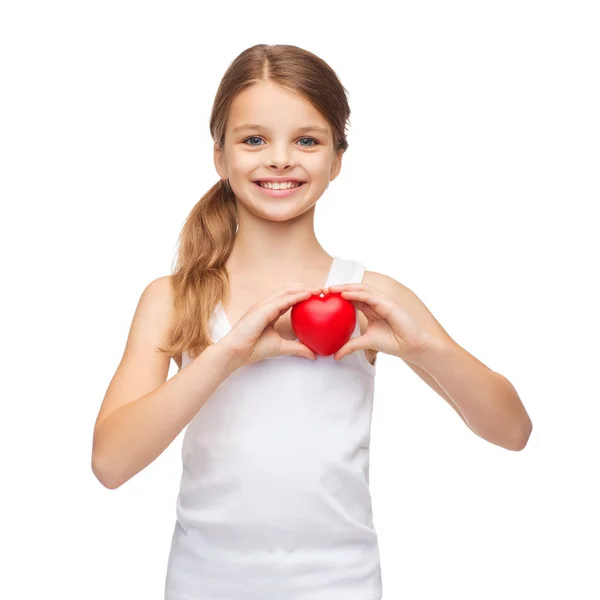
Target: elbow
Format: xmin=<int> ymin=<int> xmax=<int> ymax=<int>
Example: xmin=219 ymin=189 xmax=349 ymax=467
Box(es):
xmin=92 ymin=425 xmax=125 ymax=489
xmin=509 ymin=420 xmax=533 ymax=452
xmin=91 ymin=453 xmax=123 ymax=490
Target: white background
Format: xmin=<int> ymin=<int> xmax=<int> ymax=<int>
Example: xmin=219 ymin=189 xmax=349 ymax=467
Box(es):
xmin=2 ymin=1 xmax=598 ymax=598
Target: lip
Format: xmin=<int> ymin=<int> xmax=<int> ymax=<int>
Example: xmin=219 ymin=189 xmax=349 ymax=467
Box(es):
xmin=253 ymin=181 xmax=306 ymax=198
xmin=253 ymin=176 xmax=306 ymax=183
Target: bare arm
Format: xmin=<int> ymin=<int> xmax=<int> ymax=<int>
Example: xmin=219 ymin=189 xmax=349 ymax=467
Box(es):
xmin=91 ymin=276 xmax=242 ymax=490
xmin=92 ymin=342 xmax=240 ymax=489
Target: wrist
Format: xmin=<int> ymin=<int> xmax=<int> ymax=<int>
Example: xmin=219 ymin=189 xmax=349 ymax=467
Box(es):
xmin=409 ymin=335 xmax=453 ymax=371
xmin=211 ymin=337 xmax=246 ymax=372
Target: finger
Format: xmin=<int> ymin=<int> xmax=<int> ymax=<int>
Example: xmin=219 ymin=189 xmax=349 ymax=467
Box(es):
xmin=299 ymin=283 xmax=324 ymax=292
xmin=298 ymin=285 xmax=323 ymax=297
xmin=334 ymin=336 xmax=367 ymax=361
xmin=346 ymin=299 xmax=380 ymax=321
xmin=325 ymin=283 xmax=387 ymax=300
xmin=273 ymin=284 xmax=321 ymax=299
xmin=267 ymin=289 xmax=319 ymax=323
xmin=326 ymin=283 xmax=371 ymax=293
xmin=280 ymin=339 xmax=317 ymax=360
xmin=338 ymin=289 xmax=395 ymax=319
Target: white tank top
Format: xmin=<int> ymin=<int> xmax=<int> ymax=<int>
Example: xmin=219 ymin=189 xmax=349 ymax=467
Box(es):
xmin=164 ymin=257 xmax=382 ymax=600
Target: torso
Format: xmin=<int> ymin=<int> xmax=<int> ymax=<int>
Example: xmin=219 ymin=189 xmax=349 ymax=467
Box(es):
xmin=173 ymin=258 xmax=379 ymax=369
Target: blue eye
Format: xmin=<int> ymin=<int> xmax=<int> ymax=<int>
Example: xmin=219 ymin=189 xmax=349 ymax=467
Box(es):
xmin=242 ymin=136 xmax=319 ymax=147
xmin=297 ymin=137 xmax=318 ymax=147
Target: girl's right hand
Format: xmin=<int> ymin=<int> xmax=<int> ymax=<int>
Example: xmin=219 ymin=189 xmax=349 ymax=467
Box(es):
xmin=219 ymin=284 xmax=323 ymax=368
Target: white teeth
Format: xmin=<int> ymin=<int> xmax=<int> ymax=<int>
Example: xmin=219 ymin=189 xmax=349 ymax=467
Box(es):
xmin=258 ymin=181 xmax=302 ymax=190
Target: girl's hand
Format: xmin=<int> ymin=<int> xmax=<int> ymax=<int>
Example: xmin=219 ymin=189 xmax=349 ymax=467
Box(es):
xmin=322 ymin=282 xmax=436 ymax=364
xmin=220 ymin=284 xmax=323 ymax=368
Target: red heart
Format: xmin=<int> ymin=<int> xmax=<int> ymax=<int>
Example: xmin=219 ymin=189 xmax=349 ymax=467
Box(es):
xmin=291 ymin=292 xmax=356 ymax=356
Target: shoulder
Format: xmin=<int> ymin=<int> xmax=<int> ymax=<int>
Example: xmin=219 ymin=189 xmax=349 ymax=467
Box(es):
xmin=152 ymin=274 xmax=174 ymax=292
xmin=153 ymin=274 xmax=178 ymax=324
xmin=138 ymin=274 xmax=178 ymax=340
xmin=133 ymin=276 xmax=177 ymax=341
xmin=145 ymin=276 xmax=182 ymax=368
xmin=141 ymin=275 xmax=175 ymax=309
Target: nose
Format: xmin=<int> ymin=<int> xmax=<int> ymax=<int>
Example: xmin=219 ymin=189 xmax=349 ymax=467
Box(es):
xmin=267 ymin=141 xmax=294 ymax=170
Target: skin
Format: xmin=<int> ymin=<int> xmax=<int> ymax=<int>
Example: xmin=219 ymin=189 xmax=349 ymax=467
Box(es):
xmin=211 ymin=80 xmax=378 ymax=366
xmin=214 ymin=79 xmax=342 ymax=273
xmin=188 ymin=80 xmax=533 ymax=448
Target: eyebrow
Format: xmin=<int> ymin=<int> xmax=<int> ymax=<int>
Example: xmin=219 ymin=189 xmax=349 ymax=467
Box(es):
xmin=231 ymin=123 xmax=329 ymax=135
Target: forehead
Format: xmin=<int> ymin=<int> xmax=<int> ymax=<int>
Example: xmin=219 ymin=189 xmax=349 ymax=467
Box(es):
xmin=227 ymin=81 xmax=330 ymax=134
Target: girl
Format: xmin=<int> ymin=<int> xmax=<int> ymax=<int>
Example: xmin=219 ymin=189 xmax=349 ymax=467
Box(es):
xmin=92 ymin=44 xmax=532 ymax=600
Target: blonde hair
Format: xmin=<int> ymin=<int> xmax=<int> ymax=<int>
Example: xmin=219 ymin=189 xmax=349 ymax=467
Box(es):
xmin=158 ymin=44 xmax=351 ymax=360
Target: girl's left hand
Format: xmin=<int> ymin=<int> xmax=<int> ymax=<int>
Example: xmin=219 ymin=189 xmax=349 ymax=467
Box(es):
xmin=322 ymin=283 xmax=435 ymax=364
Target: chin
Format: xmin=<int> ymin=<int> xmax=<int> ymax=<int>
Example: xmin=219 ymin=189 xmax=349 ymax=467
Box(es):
xmin=246 ymin=198 xmax=317 ymax=222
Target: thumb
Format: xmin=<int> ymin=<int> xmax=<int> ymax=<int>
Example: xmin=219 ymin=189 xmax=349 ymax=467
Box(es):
xmin=280 ymin=339 xmax=317 ymax=361
xmin=334 ymin=336 xmax=365 ymax=361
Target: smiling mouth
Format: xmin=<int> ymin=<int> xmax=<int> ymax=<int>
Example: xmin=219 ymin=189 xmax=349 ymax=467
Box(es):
xmin=252 ymin=181 xmax=308 ymax=198
xmin=253 ymin=182 xmax=306 ymax=189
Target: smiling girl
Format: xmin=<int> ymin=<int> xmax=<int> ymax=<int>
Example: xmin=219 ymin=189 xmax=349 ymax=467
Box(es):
xmin=92 ymin=43 xmax=532 ymax=600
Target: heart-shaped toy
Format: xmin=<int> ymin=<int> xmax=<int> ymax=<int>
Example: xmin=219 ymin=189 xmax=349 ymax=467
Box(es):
xmin=290 ymin=292 xmax=356 ymax=356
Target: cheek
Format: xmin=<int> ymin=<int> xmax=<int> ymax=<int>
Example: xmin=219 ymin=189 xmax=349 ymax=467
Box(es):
xmin=229 ymin=151 xmax=331 ymax=181
xmin=303 ymin=157 xmax=331 ymax=179
xmin=229 ymin=157 xmax=260 ymax=180
xmin=230 ymin=154 xmax=258 ymax=175
xmin=310 ymin=167 xmax=333 ymax=184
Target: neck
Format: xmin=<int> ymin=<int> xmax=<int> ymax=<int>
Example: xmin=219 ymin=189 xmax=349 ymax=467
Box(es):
xmin=226 ymin=204 xmax=328 ymax=275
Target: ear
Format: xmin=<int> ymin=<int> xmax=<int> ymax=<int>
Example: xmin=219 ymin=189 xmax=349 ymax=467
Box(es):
xmin=214 ymin=143 xmax=227 ymax=180
xmin=330 ymin=149 xmax=344 ymax=182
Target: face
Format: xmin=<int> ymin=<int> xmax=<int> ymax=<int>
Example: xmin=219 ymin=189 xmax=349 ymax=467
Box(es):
xmin=214 ymin=80 xmax=344 ymax=220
